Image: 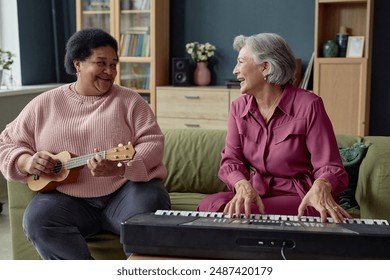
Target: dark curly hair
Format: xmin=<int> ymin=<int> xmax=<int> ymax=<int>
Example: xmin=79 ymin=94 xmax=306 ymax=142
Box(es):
xmin=64 ymin=28 xmax=118 ymax=75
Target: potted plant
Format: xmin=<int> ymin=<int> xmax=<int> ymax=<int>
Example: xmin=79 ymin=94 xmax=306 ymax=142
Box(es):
xmin=0 ymin=48 xmax=15 ymax=86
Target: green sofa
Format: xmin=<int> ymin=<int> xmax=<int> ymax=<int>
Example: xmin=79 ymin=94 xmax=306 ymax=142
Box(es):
xmin=6 ymin=129 xmax=390 ymax=259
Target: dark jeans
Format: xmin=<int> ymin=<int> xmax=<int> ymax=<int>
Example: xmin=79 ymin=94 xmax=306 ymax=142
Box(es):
xmin=23 ymin=179 xmax=170 ymax=260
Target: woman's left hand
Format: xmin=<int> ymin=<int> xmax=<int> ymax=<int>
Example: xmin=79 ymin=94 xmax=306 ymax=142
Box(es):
xmin=87 ymin=148 xmax=125 ymax=177
xmin=297 ymin=178 xmax=352 ymax=223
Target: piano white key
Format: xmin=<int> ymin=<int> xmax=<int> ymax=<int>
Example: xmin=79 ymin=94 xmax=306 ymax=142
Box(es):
xmin=216 ymin=212 xmax=224 ymax=218
xmin=378 ymin=219 xmax=389 ymax=225
xmin=199 ymin=212 xmax=207 ymax=217
xmin=313 ymin=217 xmax=321 ymax=223
xmin=300 ymin=216 xmax=308 ymax=222
xmin=180 ymin=211 xmax=190 ymax=216
xmin=363 ymin=219 xmax=378 ymax=225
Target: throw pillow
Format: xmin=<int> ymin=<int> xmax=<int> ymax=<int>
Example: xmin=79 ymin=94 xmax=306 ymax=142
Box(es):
xmin=338 ymin=143 xmax=368 ymax=210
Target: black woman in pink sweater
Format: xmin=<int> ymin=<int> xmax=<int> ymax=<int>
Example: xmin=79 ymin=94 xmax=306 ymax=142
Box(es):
xmin=0 ymin=28 xmax=170 ymax=259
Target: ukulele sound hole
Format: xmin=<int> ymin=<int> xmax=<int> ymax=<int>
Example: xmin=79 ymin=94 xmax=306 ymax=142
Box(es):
xmin=51 ymin=161 xmax=63 ymax=175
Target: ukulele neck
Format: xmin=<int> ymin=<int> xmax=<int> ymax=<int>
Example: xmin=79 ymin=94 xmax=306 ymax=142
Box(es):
xmin=65 ymin=151 xmax=106 ymax=170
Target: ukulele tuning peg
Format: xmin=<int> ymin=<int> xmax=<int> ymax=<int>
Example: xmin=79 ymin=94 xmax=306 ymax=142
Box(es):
xmin=117 ymin=162 xmax=123 ymax=167
xmin=128 ymin=141 xmax=132 ymax=145
xmin=126 ymin=161 xmax=132 ymax=167
xmin=118 ymin=143 xmax=124 ymax=147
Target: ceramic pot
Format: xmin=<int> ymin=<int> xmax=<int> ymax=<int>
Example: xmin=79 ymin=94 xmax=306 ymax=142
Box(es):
xmin=336 ymin=33 xmax=349 ymax=57
xmin=323 ymin=40 xmax=339 ymax=57
xmin=193 ymin=62 xmax=211 ymax=86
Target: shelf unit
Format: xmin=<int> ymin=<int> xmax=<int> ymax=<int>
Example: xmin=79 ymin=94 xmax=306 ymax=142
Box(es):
xmin=75 ymin=0 xmax=170 ymax=113
xmin=313 ymin=0 xmax=373 ymax=136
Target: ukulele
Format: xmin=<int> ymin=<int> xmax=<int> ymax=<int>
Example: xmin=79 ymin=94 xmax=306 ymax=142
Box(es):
xmin=27 ymin=143 xmax=136 ymax=193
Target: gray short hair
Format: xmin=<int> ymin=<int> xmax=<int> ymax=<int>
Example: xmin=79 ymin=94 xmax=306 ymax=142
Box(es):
xmin=233 ymin=33 xmax=296 ymax=85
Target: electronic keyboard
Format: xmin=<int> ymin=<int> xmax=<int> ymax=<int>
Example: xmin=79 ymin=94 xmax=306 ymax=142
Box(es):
xmin=120 ymin=210 xmax=390 ymax=260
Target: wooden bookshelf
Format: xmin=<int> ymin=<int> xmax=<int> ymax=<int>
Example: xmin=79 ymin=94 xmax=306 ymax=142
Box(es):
xmin=313 ymin=0 xmax=374 ymax=136
xmin=75 ymin=0 xmax=170 ymax=113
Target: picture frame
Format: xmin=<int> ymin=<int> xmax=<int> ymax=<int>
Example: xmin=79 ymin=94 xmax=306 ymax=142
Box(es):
xmin=346 ymin=36 xmax=365 ymax=58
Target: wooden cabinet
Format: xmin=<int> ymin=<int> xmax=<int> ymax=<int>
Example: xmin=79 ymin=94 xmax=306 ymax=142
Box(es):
xmin=76 ymin=0 xmax=170 ymax=113
xmin=313 ymin=0 xmax=373 ymax=136
xmin=156 ymin=86 xmax=241 ymax=129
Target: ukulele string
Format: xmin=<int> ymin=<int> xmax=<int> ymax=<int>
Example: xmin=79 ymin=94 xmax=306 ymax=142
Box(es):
xmin=65 ymin=151 xmax=106 ymax=170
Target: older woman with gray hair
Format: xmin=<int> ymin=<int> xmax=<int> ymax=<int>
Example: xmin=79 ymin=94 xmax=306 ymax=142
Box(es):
xmin=198 ymin=33 xmax=351 ymax=223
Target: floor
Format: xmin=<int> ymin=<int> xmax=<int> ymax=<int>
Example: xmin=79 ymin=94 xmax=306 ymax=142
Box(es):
xmin=0 ymin=199 xmax=12 ymax=260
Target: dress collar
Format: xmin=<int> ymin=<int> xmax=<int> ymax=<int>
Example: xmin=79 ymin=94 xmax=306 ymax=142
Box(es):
xmin=239 ymin=84 xmax=297 ymax=118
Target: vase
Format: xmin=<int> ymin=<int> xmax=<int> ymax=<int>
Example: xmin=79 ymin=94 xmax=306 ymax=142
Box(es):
xmin=193 ymin=62 xmax=211 ymax=86
xmin=336 ymin=34 xmax=348 ymax=57
xmin=322 ymin=40 xmax=339 ymax=57
xmin=336 ymin=26 xmax=349 ymax=57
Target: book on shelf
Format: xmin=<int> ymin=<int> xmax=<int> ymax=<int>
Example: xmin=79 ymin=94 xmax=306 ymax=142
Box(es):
xmin=120 ymin=64 xmax=150 ymax=90
xmin=120 ymin=27 xmax=150 ymax=57
xmin=130 ymin=0 xmax=150 ymax=10
xmin=86 ymin=0 xmax=110 ymax=11
xmin=140 ymin=94 xmax=150 ymax=104
xmin=299 ymin=52 xmax=314 ymax=90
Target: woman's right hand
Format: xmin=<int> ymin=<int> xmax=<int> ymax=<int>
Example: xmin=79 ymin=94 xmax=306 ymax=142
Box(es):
xmin=223 ymin=179 xmax=265 ymax=218
xmin=17 ymin=152 xmax=57 ymax=176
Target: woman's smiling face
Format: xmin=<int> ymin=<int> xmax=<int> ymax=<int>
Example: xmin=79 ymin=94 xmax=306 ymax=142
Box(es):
xmin=76 ymin=45 xmax=118 ymax=96
xmin=233 ymin=45 xmax=265 ymax=94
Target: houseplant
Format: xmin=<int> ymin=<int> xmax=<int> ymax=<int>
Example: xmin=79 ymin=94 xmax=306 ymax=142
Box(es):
xmin=0 ymin=48 xmax=14 ymax=70
xmin=0 ymin=48 xmax=15 ymax=86
xmin=185 ymin=42 xmax=216 ymax=86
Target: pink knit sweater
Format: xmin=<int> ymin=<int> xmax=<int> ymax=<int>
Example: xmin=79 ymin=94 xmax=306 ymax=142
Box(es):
xmin=0 ymin=84 xmax=167 ymax=197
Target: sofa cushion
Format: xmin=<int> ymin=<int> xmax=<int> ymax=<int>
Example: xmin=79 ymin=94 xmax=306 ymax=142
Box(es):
xmin=336 ymin=134 xmax=363 ymax=148
xmin=169 ymin=192 xmax=207 ymax=211
xmin=357 ymin=137 xmax=390 ymax=220
xmin=338 ymin=142 xmax=368 ymax=210
xmin=162 ymin=129 xmax=228 ymax=194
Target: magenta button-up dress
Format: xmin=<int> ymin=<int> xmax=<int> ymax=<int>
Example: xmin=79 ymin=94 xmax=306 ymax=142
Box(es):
xmin=198 ymin=85 xmax=348 ymax=216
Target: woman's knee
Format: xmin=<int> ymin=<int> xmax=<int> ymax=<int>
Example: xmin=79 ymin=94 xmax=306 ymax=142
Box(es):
xmin=122 ymin=179 xmax=171 ymax=210
xmin=140 ymin=179 xmax=171 ymax=210
xmin=23 ymin=199 xmax=49 ymax=240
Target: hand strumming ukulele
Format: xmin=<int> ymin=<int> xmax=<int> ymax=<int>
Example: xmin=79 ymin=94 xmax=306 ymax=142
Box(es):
xmin=27 ymin=143 xmax=136 ymax=193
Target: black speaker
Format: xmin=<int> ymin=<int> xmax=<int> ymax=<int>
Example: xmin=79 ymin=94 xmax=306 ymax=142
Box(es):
xmin=172 ymin=57 xmax=191 ymax=86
